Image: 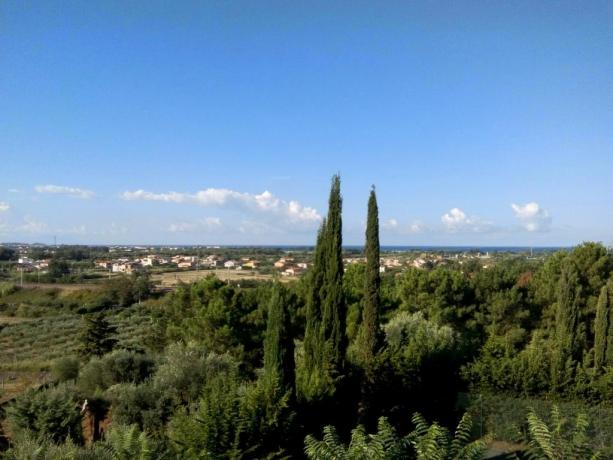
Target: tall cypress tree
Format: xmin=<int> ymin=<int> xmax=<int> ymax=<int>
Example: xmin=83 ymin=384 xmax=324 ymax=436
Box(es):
xmin=594 ymin=281 xmax=613 ymax=371
xmin=300 ymin=175 xmax=346 ymax=400
xmin=357 ymin=187 xmax=382 ymax=369
xmin=551 ymin=261 xmax=581 ymax=389
xmin=301 ymin=221 xmax=327 ymax=397
xmin=321 ymin=174 xmax=346 ymax=374
xmin=263 ymin=283 xmax=295 ymax=395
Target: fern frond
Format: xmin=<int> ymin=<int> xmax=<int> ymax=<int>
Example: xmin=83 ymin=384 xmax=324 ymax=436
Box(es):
xmin=526 ymin=409 xmax=554 ymax=459
xmin=450 ymin=412 xmax=472 ymax=456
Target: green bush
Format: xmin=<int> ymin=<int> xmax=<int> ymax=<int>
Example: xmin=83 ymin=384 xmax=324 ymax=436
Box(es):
xmin=52 ymin=356 xmax=80 ymax=382
xmin=106 ymin=382 xmax=174 ymax=437
xmin=6 ymin=384 xmax=83 ymax=443
xmin=77 ymin=350 xmax=156 ymax=395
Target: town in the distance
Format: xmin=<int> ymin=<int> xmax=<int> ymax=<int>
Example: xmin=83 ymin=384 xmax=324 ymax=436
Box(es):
xmin=1 ymin=243 xmax=553 ymax=289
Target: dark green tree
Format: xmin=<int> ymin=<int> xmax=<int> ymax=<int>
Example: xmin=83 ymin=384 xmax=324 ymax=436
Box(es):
xmin=0 ymin=246 xmax=16 ymax=261
xmin=321 ymin=174 xmax=346 ymax=374
xmin=551 ymin=261 xmax=582 ymax=390
xmin=300 ymin=175 xmax=346 ymax=400
xmin=301 ymin=222 xmax=329 ymax=399
xmin=263 ymin=283 xmax=295 ymax=395
xmin=79 ymin=312 xmax=118 ymax=358
xmin=48 ymin=258 xmax=70 ymax=278
xmin=234 ymin=284 xmax=297 ymax=457
xmin=594 ymin=280 xmax=613 ymax=371
xmin=357 ymin=187 xmax=383 ymax=369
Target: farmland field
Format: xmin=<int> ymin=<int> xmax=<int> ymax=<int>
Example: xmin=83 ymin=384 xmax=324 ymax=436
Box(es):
xmin=152 ymin=268 xmax=297 ymax=287
xmin=0 ymin=306 xmax=152 ymax=373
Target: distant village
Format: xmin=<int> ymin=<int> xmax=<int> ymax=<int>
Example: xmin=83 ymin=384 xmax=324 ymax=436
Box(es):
xmin=10 ymin=245 xmax=503 ymax=279
xmin=92 ymin=254 xmax=310 ymax=277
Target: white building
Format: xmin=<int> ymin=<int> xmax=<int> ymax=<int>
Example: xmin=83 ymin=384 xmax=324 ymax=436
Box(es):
xmin=140 ymin=256 xmax=158 ymax=267
xmin=112 ymin=262 xmax=137 ymax=274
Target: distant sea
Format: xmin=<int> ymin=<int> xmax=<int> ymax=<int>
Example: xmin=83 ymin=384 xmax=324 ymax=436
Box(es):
xmin=197 ymin=245 xmax=569 ymax=253
xmin=2 ymin=242 xmax=571 ymax=254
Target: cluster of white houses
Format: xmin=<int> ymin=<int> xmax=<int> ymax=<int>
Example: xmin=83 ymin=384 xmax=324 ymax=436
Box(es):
xmin=95 ymin=254 xmax=227 ymax=274
xmin=273 ymin=257 xmax=308 ymax=277
xmin=92 ymin=254 xmax=308 ymax=276
xmin=15 ymin=257 xmax=50 ymax=271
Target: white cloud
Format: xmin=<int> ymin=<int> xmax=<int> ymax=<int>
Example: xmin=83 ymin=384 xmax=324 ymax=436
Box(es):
xmin=0 ymin=202 xmax=9 ymax=212
xmin=35 ymin=185 xmax=95 ymax=199
xmin=382 ymin=218 xmax=398 ymax=230
xmin=409 ymin=221 xmax=427 ymax=233
xmin=511 ymin=202 xmax=551 ymax=232
xmin=168 ymin=217 xmax=222 ymax=233
xmin=441 ymin=208 xmax=469 ymax=228
xmin=122 ymin=188 xmax=321 ymax=225
xmin=8 ymin=189 xmax=20 ymax=193
xmin=441 ymin=208 xmax=492 ymax=232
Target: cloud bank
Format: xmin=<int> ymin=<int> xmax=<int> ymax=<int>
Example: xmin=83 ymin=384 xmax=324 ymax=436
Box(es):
xmin=122 ymin=188 xmax=321 ymax=225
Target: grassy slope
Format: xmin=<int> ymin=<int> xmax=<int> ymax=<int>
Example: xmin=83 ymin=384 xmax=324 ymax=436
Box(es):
xmin=0 ymin=307 xmax=151 ymax=372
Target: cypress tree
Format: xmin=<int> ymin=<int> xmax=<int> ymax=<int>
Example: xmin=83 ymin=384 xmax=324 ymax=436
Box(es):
xmin=300 ymin=174 xmax=346 ymax=400
xmin=551 ymin=261 xmax=581 ymax=389
xmin=301 ymin=221 xmax=327 ymax=397
xmin=357 ymin=187 xmax=382 ymax=369
xmin=594 ymin=281 xmax=613 ymax=370
xmin=263 ymin=283 xmax=295 ymax=395
xmin=321 ymin=174 xmax=346 ymax=374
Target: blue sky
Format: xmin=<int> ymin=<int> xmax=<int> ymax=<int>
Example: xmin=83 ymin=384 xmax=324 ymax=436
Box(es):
xmin=1 ymin=1 xmax=612 ymax=246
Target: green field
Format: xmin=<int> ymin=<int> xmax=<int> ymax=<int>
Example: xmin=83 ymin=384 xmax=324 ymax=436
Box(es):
xmin=0 ymin=307 xmax=152 ymax=372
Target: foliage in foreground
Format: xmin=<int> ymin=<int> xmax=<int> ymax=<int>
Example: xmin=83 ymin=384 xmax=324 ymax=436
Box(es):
xmin=523 ymin=405 xmax=601 ymax=460
xmin=2 ymin=424 xmax=153 ymax=460
xmin=304 ymin=412 xmax=486 ymax=460
xmin=5 ymin=384 xmax=82 ymax=444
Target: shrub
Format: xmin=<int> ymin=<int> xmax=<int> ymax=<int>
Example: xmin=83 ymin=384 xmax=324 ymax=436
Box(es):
xmin=152 ymin=344 xmax=235 ymax=404
xmin=106 ymin=383 xmax=174 ymax=437
xmin=168 ymin=358 xmax=243 ymax=458
xmin=77 ymin=350 xmax=155 ymax=395
xmin=6 ymin=384 xmax=83 ymax=443
xmin=52 ymin=356 xmax=80 ymax=382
